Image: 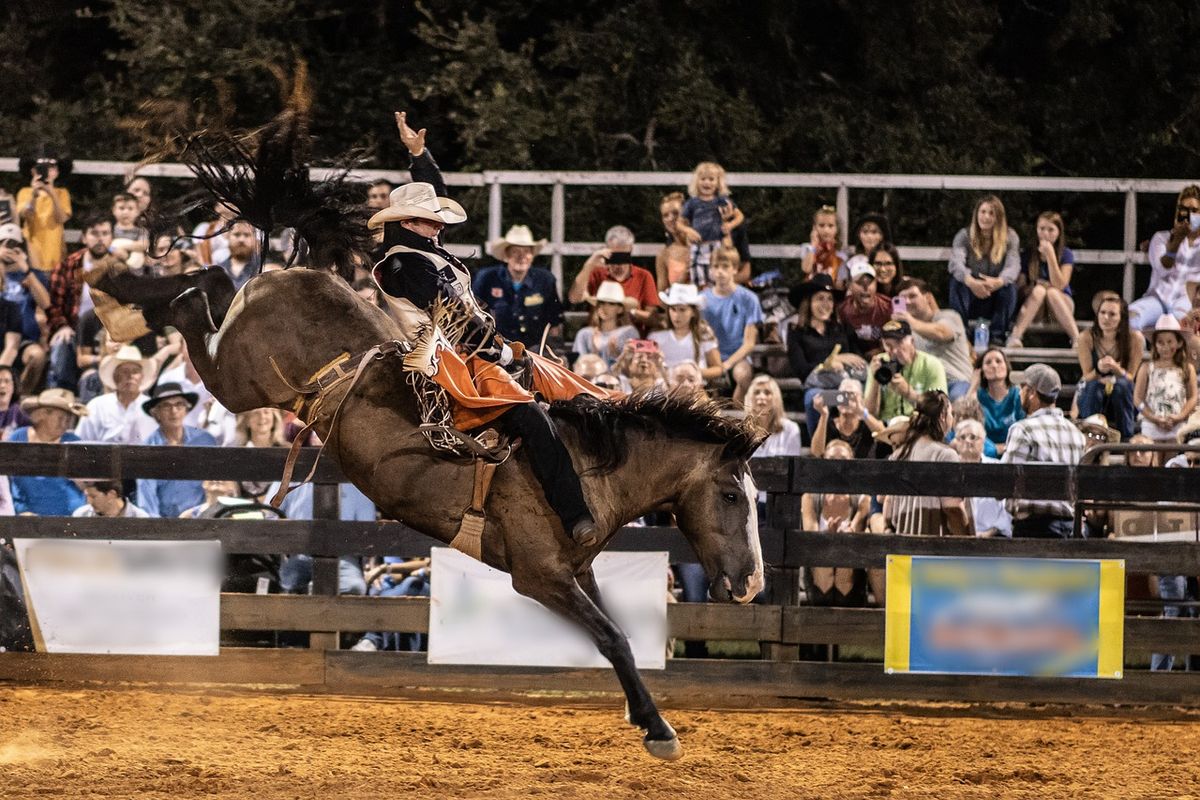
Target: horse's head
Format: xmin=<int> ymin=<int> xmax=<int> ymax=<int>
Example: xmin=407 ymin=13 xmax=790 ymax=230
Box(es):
xmin=673 ymin=452 xmax=764 ymax=604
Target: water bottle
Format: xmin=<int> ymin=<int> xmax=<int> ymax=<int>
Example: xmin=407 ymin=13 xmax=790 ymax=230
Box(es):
xmin=973 ymin=319 xmax=990 ymax=355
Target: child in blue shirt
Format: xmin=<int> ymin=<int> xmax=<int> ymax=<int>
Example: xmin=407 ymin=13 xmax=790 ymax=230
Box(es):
xmin=701 ymin=247 xmax=761 ymax=405
xmin=677 ymin=162 xmax=744 ymax=288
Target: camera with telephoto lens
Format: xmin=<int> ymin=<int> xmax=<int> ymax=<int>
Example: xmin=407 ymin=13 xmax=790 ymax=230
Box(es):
xmin=874 ymin=356 xmax=895 ymax=385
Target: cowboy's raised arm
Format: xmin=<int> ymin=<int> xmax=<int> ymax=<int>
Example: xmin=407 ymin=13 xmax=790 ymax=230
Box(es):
xmin=396 ymin=111 xmax=450 ymax=204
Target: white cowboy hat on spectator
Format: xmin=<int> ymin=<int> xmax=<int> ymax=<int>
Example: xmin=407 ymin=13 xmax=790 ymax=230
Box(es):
xmin=1076 ymin=413 xmax=1120 ymax=444
xmin=873 ymin=415 xmax=910 ymax=448
xmin=20 ymin=388 xmax=88 ymax=418
xmin=0 ymin=223 xmax=23 ymax=243
xmin=1152 ymin=313 xmax=1184 ymax=340
xmin=1176 ymin=410 xmax=1200 ymax=445
xmin=487 ymin=225 xmax=547 ymax=260
xmin=658 ymin=283 xmax=705 ymax=309
xmin=586 ymin=280 xmax=638 ymax=309
xmin=367 ymin=182 xmax=467 ymax=230
xmin=98 ymin=345 xmax=157 ymax=393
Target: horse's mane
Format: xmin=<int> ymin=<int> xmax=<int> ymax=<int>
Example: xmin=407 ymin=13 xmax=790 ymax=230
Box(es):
xmin=549 ymin=391 xmax=766 ymax=474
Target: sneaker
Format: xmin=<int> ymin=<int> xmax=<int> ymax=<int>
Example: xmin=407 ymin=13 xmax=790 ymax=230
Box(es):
xmin=570 ymin=515 xmax=599 ymax=547
xmin=350 ymin=638 xmax=378 ymax=652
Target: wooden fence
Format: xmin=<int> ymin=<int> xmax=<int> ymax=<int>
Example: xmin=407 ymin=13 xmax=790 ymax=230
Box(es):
xmin=2 ymin=442 xmax=1200 ymax=707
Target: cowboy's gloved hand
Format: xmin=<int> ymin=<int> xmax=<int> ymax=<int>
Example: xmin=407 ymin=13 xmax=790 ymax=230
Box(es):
xmin=499 ymin=343 xmax=514 ymax=366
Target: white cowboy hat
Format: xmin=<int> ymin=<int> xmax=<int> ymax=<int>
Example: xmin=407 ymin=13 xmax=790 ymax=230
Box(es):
xmin=585 ymin=280 xmax=638 ymax=309
xmin=20 ymin=388 xmax=88 ymax=418
xmin=487 ymin=225 xmax=547 ymax=260
xmin=1153 ymin=314 xmax=1184 ymax=336
xmin=872 ymin=415 xmax=910 ymax=448
xmin=658 ymin=283 xmax=705 ymax=308
xmin=98 ymin=344 xmax=157 ymax=393
xmin=367 ymin=182 xmax=467 ymax=230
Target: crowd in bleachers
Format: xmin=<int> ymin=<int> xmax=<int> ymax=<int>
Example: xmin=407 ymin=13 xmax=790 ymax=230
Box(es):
xmin=4 ymin=144 xmax=1200 ymax=661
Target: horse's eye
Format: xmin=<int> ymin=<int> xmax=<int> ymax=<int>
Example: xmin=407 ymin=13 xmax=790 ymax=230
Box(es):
xmin=722 ymin=492 xmax=738 ymax=505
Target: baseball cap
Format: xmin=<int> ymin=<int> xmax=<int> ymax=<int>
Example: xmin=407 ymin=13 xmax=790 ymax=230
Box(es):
xmin=1021 ymin=363 xmax=1061 ymax=398
xmin=880 ymin=319 xmax=911 ymax=340
xmin=0 ymin=223 xmax=23 ymax=244
xmin=847 ymin=255 xmax=875 ymax=280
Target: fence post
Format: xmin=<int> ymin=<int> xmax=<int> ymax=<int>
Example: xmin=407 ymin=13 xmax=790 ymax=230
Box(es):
xmin=488 ymin=177 xmax=503 ymax=248
xmin=309 ymin=482 xmax=340 ymax=650
xmin=550 ymin=180 xmax=565 ymax=287
xmin=762 ymin=491 xmax=800 ymax=662
xmin=1123 ymin=187 xmax=1137 ymax=304
xmin=836 ymin=184 xmax=849 ymax=252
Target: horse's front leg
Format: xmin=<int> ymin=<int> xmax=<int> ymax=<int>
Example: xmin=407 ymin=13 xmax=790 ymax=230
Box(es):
xmin=511 ymin=569 xmax=681 ymax=761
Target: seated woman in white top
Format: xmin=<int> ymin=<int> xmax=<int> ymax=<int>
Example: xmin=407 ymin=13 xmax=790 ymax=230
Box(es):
xmin=572 ymin=280 xmax=639 ymax=367
xmin=745 ymin=374 xmax=802 ymax=457
xmin=649 ymin=283 xmax=722 ymax=379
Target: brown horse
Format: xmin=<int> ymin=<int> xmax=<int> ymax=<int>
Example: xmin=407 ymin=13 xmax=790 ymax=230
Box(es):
xmin=95 ymin=264 xmax=765 ymax=760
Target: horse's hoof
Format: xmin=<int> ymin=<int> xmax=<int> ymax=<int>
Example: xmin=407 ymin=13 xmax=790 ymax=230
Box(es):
xmin=644 ymin=735 xmax=682 ymax=761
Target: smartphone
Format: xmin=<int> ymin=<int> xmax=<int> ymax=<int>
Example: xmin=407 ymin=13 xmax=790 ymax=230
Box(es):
xmin=33 ymin=163 xmax=49 ymax=182
xmin=891 ymin=295 xmax=907 ymax=315
xmin=819 ymin=389 xmax=848 ymax=407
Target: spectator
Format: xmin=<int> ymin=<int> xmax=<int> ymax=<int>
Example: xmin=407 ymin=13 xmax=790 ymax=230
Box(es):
xmin=949 ymin=393 xmax=998 ymax=458
xmin=136 ymin=383 xmax=217 ymax=518
xmin=234 ymin=407 xmax=288 ymax=448
xmin=110 ymin=192 xmax=149 ymax=256
xmin=893 ymin=276 xmax=973 ymax=400
xmin=8 ymin=389 xmax=87 ymax=516
xmin=572 ymin=280 xmax=638 ymax=367
xmin=869 ymin=242 xmax=904 ymax=299
xmin=811 ymin=378 xmax=886 ymax=459
xmin=366 ymin=179 xmax=394 ymax=210
xmin=146 ymin=232 xmax=197 ymax=278
xmin=1007 ymin=211 xmax=1079 ymax=347
xmin=73 ymin=345 xmax=158 ymax=444
xmin=838 ymin=259 xmax=892 ymax=356
xmin=701 ymin=247 xmax=762 ymax=406
xmin=865 ymin=320 xmax=949 ymax=422
xmin=969 ymin=346 xmax=1024 ymax=452
xmin=1129 ymin=185 xmax=1200 ymax=330
xmin=350 ymin=559 xmax=432 ymax=652
xmin=950 ymin=418 xmax=1012 ymax=537
xmin=73 ymin=480 xmax=150 ymax=518
xmin=569 ymin=225 xmax=659 ymax=330
xmin=1077 ymin=413 xmax=1120 ymax=449
xmin=947 ymin=195 xmax=1020 ymax=345
xmin=851 ymin=213 xmax=891 ymax=258
xmin=649 ymin=283 xmax=721 ymax=378
xmin=612 ymin=339 xmax=666 ymax=394
xmin=787 ymin=273 xmax=860 ymax=432
xmin=157 ymin=340 xmax=237 ymax=445
xmin=674 ymin=161 xmax=744 ymax=287
xmin=46 ymin=215 xmax=113 ymax=392
xmin=881 ymin=390 xmax=970 ymax=536
xmin=268 ymin=480 xmax=375 ymax=597
xmin=191 ymin=199 xmax=237 ymax=266
xmin=655 ymin=192 xmax=691 ymax=290
xmin=473 ymin=225 xmax=564 ymax=350
xmin=744 ymin=375 xmax=802 ymax=458
xmin=1134 ymin=314 xmax=1197 ymax=442
xmin=16 ymin=155 xmax=72 ymax=274
xmin=802 ymin=439 xmax=870 ymax=606
xmin=571 ymin=352 xmax=608 ymax=382
xmin=1001 ymin=363 xmax=1088 ymax=538
xmin=218 ymin=219 xmax=262 ymax=290
xmin=124 ymin=176 xmax=153 ymax=218
xmin=667 ymin=362 xmax=707 ymax=398
xmin=0 ymin=365 xmax=30 ymax=437
xmin=799 ymin=205 xmax=847 ymax=287
xmin=1076 ymin=290 xmax=1144 ymax=441
xmin=0 ymin=224 xmax=51 ymax=395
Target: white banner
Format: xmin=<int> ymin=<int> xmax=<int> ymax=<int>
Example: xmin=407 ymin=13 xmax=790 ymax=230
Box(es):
xmin=14 ymin=539 xmax=222 ymax=656
xmin=428 ymin=548 xmax=668 ymax=669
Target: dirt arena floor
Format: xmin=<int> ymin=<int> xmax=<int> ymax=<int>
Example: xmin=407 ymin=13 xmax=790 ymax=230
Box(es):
xmin=4 ymin=685 xmax=1200 ymax=799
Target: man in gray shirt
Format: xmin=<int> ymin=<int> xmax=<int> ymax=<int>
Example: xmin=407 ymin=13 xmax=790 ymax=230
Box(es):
xmin=892 ymin=277 xmax=973 ymax=400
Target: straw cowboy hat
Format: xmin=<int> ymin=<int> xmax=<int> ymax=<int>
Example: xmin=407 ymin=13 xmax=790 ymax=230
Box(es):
xmin=873 ymin=415 xmax=910 ymax=448
xmin=487 ymin=225 xmax=547 ymax=260
xmin=367 ymin=182 xmax=467 ymax=230
xmin=658 ymin=283 xmax=705 ymax=309
xmin=586 ymin=280 xmax=638 ymax=309
xmin=1177 ymin=410 xmax=1200 ymax=445
xmin=1076 ymin=413 xmax=1120 ymax=444
xmin=20 ymin=388 xmax=87 ymax=418
xmin=142 ymin=382 xmax=199 ymax=416
xmin=98 ymin=345 xmax=157 ymax=393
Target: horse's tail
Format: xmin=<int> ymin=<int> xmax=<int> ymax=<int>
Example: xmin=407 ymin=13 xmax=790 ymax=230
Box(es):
xmin=179 ymin=81 xmax=372 ymax=281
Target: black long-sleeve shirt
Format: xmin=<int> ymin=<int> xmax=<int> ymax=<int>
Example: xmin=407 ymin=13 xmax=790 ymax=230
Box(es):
xmin=787 ymin=320 xmax=855 ymax=381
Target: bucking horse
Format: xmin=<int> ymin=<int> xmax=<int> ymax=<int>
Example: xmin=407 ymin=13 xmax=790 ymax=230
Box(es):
xmin=93 ymin=111 xmax=766 ymax=761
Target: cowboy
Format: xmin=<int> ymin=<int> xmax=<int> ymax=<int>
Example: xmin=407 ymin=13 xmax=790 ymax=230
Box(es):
xmin=369 ymin=182 xmax=600 ymax=547
xmin=74 ymin=344 xmax=158 ymax=444
xmin=472 ymin=225 xmax=564 ymax=349
xmin=136 ymin=382 xmax=218 ymax=518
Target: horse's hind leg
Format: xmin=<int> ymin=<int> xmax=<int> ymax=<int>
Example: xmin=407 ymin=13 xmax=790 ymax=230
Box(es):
xmin=512 ymin=570 xmax=681 ymax=761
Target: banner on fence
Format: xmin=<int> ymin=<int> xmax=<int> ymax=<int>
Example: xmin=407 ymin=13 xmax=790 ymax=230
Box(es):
xmin=428 ymin=548 xmax=668 ymax=669
xmin=884 ymin=555 xmax=1124 ymax=679
xmin=13 ymin=539 xmax=222 ymax=656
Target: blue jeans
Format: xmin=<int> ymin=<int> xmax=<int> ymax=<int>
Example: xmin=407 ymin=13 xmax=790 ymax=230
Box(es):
xmin=278 ymin=555 xmax=367 ymax=596
xmin=804 ymin=388 xmax=822 ymax=436
xmin=1152 ymin=575 xmax=1191 ymax=672
xmin=363 ymin=573 xmax=431 ymax=652
xmin=1011 ymin=515 xmax=1076 ymax=539
xmin=1076 ymin=376 xmax=1136 ymax=440
xmin=948 ymin=278 xmax=1018 ymax=343
xmin=47 ymin=340 xmax=79 ymax=393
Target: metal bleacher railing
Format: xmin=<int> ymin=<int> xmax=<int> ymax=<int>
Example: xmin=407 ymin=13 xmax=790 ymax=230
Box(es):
xmin=0 ymin=158 xmax=1182 ymax=302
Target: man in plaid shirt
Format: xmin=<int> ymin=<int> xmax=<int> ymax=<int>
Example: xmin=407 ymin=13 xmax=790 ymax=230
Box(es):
xmin=46 ymin=215 xmax=112 ymax=391
xmin=1000 ymin=363 xmax=1087 ymax=538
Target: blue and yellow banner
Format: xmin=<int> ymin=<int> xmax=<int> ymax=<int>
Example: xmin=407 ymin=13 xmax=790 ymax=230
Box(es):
xmin=884 ymin=556 xmax=1124 ymax=679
